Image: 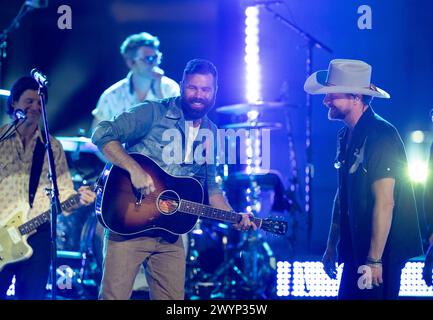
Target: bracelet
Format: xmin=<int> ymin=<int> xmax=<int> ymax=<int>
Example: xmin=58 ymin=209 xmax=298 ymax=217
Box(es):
xmin=366 ymin=257 xmax=382 ymax=265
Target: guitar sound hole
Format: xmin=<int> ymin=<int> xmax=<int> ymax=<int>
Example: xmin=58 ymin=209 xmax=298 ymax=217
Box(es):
xmin=157 ymin=190 xmax=180 ymax=215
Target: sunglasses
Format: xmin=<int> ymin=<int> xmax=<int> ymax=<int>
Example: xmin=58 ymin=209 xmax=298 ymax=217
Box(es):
xmin=135 ymin=55 xmax=159 ymax=65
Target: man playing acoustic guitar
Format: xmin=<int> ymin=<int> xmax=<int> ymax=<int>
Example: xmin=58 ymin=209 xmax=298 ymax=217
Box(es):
xmin=92 ymin=59 xmax=256 ymax=300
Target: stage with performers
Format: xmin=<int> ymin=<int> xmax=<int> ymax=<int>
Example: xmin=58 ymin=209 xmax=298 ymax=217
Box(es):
xmin=1 ymin=0 xmax=433 ymax=301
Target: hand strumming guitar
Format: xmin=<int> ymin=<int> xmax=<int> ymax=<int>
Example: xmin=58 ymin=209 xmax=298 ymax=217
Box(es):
xmin=128 ymin=164 xmax=155 ymax=195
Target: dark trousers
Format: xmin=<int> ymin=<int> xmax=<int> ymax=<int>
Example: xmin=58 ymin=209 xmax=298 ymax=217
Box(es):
xmin=338 ymin=260 xmax=405 ymax=300
xmin=0 ymin=224 xmax=51 ymax=300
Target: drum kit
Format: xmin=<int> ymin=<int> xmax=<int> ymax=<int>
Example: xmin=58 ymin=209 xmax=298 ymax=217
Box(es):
xmin=54 ymin=100 xmax=297 ymax=299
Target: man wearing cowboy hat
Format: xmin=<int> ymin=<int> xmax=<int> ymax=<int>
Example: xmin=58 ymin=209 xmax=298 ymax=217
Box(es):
xmin=304 ymin=59 xmax=423 ymax=299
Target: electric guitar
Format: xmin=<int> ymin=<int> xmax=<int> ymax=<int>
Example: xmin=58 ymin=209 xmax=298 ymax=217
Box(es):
xmin=95 ymin=153 xmax=288 ymax=236
xmin=0 ymin=195 xmax=82 ymax=272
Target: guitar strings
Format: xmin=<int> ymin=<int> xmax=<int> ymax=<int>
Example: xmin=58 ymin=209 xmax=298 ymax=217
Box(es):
xmin=102 ymin=192 xmax=284 ymax=232
xmin=126 ymin=192 xmax=252 ymax=219
xmin=132 ymin=192 xmax=232 ymax=211
xmin=110 ymin=189 xmax=286 ymax=227
xmin=131 ymin=193 xmax=223 ymax=209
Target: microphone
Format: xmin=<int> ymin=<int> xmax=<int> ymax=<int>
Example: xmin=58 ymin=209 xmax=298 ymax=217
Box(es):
xmin=31 ymin=68 xmax=49 ymax=87
xmin=25 ymin=0 xmax=49 ymax=9
xmin=14 ymin=109 xmax=27 ymax=120
xmin=241 ymin=0 xmax=283 ymax=6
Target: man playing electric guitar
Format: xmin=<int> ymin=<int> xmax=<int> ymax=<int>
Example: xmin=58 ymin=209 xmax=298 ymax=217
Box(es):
xmin=92 ymin=59 xmax=256 ymax=300
xmin=0 ymin=76 xmax=96 ymax=299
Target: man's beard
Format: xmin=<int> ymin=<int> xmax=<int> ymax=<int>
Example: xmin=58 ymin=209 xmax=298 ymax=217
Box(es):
xmin=181 ymin=96 xmax=215 ymax=120
xmin=328 ymin=106 xmax=345 ymax=120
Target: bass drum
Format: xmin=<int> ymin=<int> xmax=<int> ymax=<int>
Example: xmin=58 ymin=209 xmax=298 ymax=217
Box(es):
xmin=80 ymin=214 xmax=188 ymax=292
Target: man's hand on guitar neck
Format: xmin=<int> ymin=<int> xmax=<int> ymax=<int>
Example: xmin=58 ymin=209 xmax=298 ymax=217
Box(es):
xmin=233 ymin=213 xmax=257 ymax=232
xmin=64 ymin=186 xmax=96 ymax=215
xmin=78 ymin=186 xmax=96 ymax=206
xmin=209 ymin=193 xmax=257 ymax=232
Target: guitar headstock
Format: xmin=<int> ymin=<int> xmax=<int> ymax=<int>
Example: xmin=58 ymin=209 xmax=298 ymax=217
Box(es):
xmin=261 ymin=218 xmax=288 ymax=235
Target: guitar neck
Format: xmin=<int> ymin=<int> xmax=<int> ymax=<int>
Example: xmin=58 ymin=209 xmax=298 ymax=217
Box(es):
xmin=178 ymin=200 xmax=262 ymax=228
xmin=18 ymin=194 xmax=81 ymax=235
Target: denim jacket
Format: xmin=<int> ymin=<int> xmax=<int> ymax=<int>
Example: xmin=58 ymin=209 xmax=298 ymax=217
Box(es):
xmin=91 ymin=96 xmax=223 ymax=201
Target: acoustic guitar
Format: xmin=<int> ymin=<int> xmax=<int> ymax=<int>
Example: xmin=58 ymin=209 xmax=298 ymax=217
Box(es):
xmin=95 ymin=153 xmax=288 ymax=236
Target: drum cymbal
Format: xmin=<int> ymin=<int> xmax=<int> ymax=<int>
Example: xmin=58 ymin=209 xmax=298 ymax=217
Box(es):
xmin=216 ymin=101 xmax=296 ymax=115
xmin=56 ymin=136 xmax=99 ymax=153
xmin=221 ymin=121 xmax=282 ymax=130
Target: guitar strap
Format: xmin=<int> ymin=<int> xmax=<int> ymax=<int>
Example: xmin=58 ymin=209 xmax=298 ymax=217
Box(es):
xmin=29 ymin=132 xmax=47 ymax=208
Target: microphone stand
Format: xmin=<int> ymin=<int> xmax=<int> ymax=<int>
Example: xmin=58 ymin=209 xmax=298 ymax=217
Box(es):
xmin=0 ymin=118 xmax=23 ymax=142
xmin=36 ymin=80 xmax=61 ymax=300
xmin=263 ymin=5 xmax=333 ymax=253
xmin=0 ymin=3 xmax=34 ymax=104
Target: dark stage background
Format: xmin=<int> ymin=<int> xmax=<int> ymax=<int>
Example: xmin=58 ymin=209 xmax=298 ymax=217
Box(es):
xmin=1 ymin=0 xmax=433 ymax=260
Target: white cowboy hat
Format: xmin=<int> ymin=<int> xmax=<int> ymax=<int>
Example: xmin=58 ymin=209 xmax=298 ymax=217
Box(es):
xmin=304 ymin=59 xmax=390 ymax=98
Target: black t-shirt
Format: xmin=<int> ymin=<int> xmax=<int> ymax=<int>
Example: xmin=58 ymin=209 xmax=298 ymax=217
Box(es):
xmin=336 ymin=107 xmax=423 ymax=266
xmin=336 ymin=129 xmax=354 ymax=263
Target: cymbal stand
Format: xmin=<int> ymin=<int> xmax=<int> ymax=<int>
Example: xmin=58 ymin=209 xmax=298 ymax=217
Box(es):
xmin=210 ymin=109 xmax=266 ymax=298
xmin=207 ymin=234 xmax=251 ymax=299
xmin=263 ymin=4 xmax=333 ymax=252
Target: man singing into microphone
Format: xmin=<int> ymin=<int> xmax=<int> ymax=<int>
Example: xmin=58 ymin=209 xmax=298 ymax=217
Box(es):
xmin=0 ymin=76 xmax=96 ymax=299
xmin=90 ymin=32 xmax=180 ymax=130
